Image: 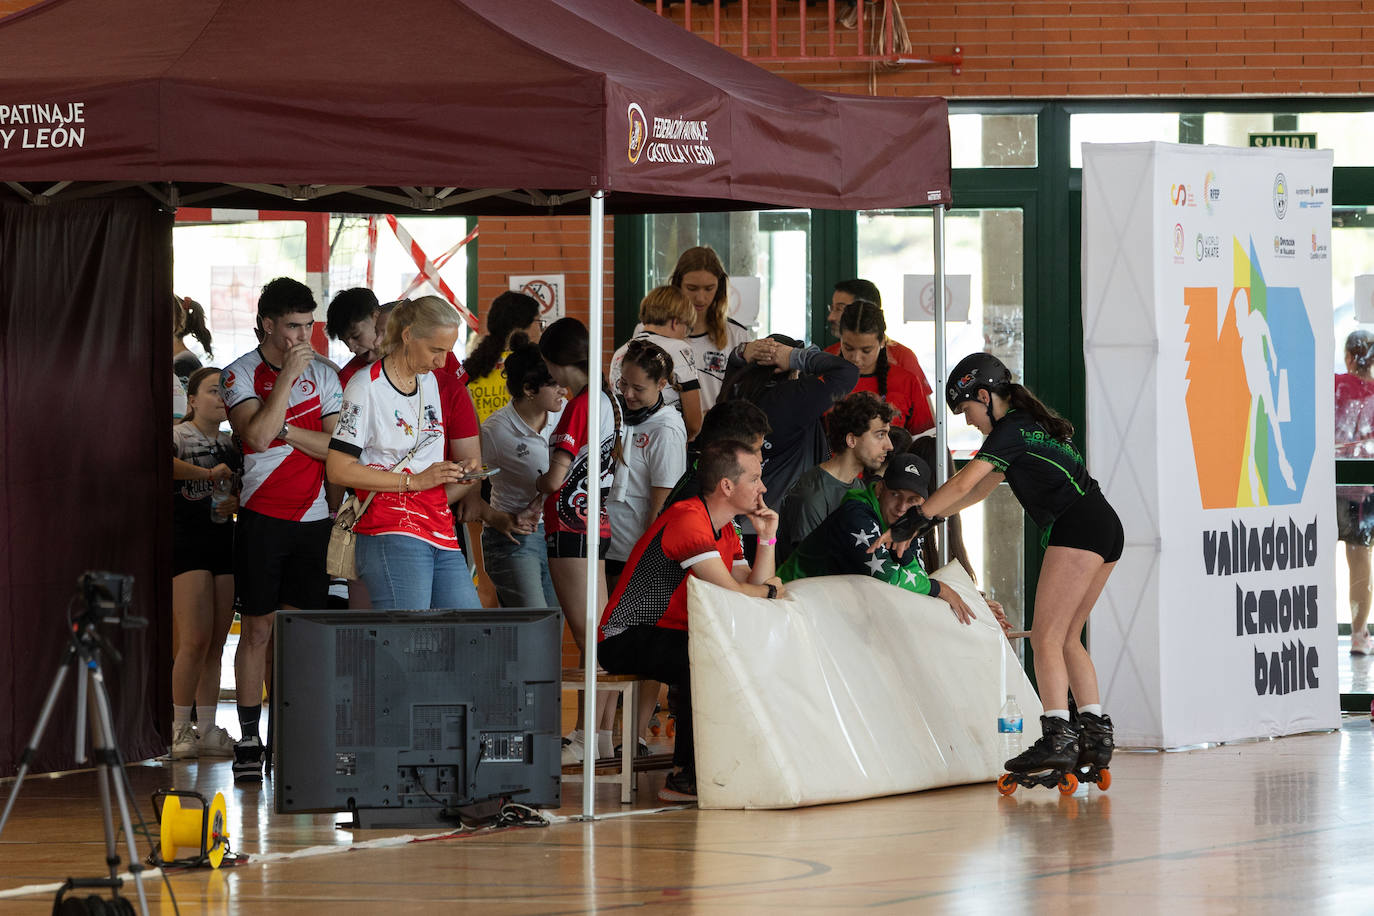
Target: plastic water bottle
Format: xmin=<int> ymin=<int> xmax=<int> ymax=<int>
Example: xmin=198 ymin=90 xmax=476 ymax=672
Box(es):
xmin=210 ymin=479 xmax=234 ymax=524
xmin=998 ymin=695 xmax=1023 ymax=763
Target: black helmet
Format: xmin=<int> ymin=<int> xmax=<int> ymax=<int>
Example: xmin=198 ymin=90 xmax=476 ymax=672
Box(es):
xmin=946 ymin=352 xmax=1012 ymax=411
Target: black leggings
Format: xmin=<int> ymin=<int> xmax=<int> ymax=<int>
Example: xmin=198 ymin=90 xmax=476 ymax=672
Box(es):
xmin=599 ymin=627 xmax=693 ymax=774
xmin=1046 ymin=488 xmax=1124 ymax=563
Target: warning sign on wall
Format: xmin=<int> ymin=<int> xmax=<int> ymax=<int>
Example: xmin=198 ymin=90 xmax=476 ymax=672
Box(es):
xmin=509 ymin=274 xmax=564 ymax=325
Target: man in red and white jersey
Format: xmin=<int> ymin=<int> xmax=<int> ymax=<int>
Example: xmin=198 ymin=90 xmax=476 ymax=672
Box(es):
xmin=597 ymin=440 xmax=785 ymax=803
xmin=220 ymin=277 xmax=342 ymax=782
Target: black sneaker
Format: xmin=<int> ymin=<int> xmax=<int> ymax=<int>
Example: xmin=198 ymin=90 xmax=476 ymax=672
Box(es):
xmin=614 ymin=739 xmax=652 ymax=757
xmin=233 ymin=736 xmax=264 ymax=783
xmin=657 ymin=770 xmax=697 ymax=803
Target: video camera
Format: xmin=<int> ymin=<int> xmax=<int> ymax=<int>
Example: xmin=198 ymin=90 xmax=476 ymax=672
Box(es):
xmin=79 ymin=571 xmax=136 ymax=625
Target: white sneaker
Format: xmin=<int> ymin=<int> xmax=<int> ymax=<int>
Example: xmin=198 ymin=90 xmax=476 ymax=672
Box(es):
xmin=561 ymin=731 xmax=584 ymax=766
xmin=1352 ymin=629 xmax=1372 ymax=656
xmin=197 ymin=725 xmax=235 ymax=758
xmin=170 ymin=723 xmax=198 ymax=760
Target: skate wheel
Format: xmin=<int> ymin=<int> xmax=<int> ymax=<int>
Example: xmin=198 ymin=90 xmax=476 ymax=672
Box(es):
xmin=1096 ymin=768 xmax=1111 ymax=791
xmin=996 ymin=773 xmax=1017 ymax=796
xmin=1057 ymin=772 xmax=1079 ymax=795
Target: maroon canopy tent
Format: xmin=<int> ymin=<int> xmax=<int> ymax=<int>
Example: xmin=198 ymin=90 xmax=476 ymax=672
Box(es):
xmin=0 ymin=0 xmax=950 ymax=213
xmin=0 ymin=0 xmax=952 ymax=810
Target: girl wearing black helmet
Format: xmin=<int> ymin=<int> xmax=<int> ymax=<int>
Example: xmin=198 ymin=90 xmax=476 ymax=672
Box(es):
xmin=872 ymin=351 xmax=1123 ymax=788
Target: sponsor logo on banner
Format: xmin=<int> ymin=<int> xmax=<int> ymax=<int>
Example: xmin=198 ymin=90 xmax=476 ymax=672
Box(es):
xmin=1273 ymin=234 xmax=1296 ymax=259
xmin=1170 ymin=182 xmax=1195 ymax=207
xmin=1195 ymin=233 xmax=1220 ymax=261
xmin=1273 ymin=172 xmax=1288 ymax=219
xmin=626 ymin=103 xmax=717 ymax=167
xmin=1183 ymin=237 xmax=1315 ymax=510
xmin=0 ymin=101 xmax=87 ymax=151
xmin=1310 ymin=233 xmax=1329 ymax=260
xmin=1172 ymin=223 xmax=1186 ymax=263
xmin=627 ymin=103 xmax=648 ymax=164
xmin=1203 ymin=170 xmax=1221 ymax=214
xmin=1295 ymin=184 xmax=1329 ymax=210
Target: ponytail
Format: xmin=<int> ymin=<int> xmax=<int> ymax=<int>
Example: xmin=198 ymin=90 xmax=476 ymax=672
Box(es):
xmin=179 ymin=297 xmax=214 ymax=357
xmin=466 ymin=291 xmax=540 ymax=381
xmin=1006 ymin=383 xmax=1074 ymax=442
xmin=601 ymin=375 xmax=625 ymax=466
xmin=874 ymin=346 xmax=890 ymax=400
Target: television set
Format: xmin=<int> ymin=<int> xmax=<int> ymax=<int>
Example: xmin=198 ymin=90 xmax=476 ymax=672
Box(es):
xmin=272 ymin=607 xmax=562 ymax=828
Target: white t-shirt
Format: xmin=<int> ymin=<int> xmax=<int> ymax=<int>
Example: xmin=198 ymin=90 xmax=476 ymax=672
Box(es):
xmin=330 ymin=361 xmax=458 ymax=550
xmin=221 ymin=348 xmax=343 ymax=522
xmin=480 ymin=400 xmax=565 ymax=516
xmin=610 ymin=329 xmax=700 ymax=411
xmin=606 ymin=403 xmax=688 ymax=562
xmin=688 ymin=318 xmax=754 ymax=411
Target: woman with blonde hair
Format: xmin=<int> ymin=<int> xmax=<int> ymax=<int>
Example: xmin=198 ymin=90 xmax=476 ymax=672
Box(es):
xmin=326 ymin=296 xmax=480 ymax=609
xmin=670 ymin=246 xmax=752 ymax=411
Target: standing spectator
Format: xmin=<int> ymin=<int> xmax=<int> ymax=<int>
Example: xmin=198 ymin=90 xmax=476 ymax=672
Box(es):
xmin=535 ymin=317 xmax=622 ymax=764
xmin=607 ymin=339 xmax=688 ymax=580
xmin=479 ymin=342 xmax=565 ymax=609
xmin=326 ymin=287 xmax=383 ymax=386
xmin=326 ymin=296 xmax=475 ymax=610
xmin=823 ymin=279 xmax=933 ymax=388
xmin=221 ymin=277 xmax=343 ymax=783
xmin=660 ymin=399 xmax=772 ymax=513
xmin=720 ymin=333 xmax=857 ymax=559
xmin=671 ymin=246 xmax=753 ymax=411
xmin=465 ymin=291 xmax=544 ymax=425
xmin=837 ymin=299 xmax=935 ymax=436
xmin=598 ymin=440 xmax=785 ymax=803
xmin=776 ymin=391 xmax=897 ymax=562
xmin=613 ymin=285 xmax=703 ymax=440
xmin=170 ymin=367 xmax=240 ymax=760
xmin=174 ymin=295 xmax=213 ymax=388
xmin=1336 ymin=329 xmax=1374 ymax=655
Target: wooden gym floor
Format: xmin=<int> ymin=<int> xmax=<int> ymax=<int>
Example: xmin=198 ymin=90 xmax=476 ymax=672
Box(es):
xmin=2 ymin=707 xmax=1374 ymax=914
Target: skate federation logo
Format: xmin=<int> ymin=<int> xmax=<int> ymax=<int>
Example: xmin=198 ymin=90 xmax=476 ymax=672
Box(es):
xmin=1183 ymin=238 xmax=1315 ymax=508
xmin=627 ymin=103 xmax=648 ymax=164
xmin=1203 ymin=170 xmax=1221 ymax=214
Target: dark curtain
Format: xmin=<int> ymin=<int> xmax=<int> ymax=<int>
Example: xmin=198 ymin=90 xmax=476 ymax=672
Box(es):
xmin=0 ymin=196 xmax=174 ymax=775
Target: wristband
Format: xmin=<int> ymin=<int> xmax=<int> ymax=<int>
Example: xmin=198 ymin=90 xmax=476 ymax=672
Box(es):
xmin=765 ymin=583 xmax=777 ymax=599
xmin=760 ymin=536 xmax=777 ymax=547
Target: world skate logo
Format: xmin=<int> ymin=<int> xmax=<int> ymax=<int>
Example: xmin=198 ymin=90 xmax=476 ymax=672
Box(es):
xmin=1182 ymin=238 xmax=1315 ymax=508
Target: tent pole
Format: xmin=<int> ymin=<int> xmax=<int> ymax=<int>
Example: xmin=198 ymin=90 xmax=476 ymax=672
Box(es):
xmin=582 ymin=190 xmax=606 ymax=820
xmin=932 ymin=203 xmax=949 ymax=567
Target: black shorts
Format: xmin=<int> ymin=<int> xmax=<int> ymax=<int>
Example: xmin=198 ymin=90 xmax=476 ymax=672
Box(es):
xmin=233 ymin=507 xmax=331 ymax=616
xmin=1046 ymin=488 xmax=1124 ymax=563
xmin=1337 ymin=489 xmax=1374 ymax=546
xmin=173 ymin=520 xmax=235 ymax=577
xmin=545 ymin=531 xmax=611 ymax=560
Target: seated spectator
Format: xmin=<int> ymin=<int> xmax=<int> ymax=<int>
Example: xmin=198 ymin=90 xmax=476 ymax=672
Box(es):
xmin=720 ymin=333 xmax=857 ymax=559
xmin=824 ymin=278 xmax=933 ymax=391
xmin=465 ymin=291 xmax=544 ymax=425
xmin=326 ymin=288 xmax=383 ymax=386
xmin=837 ymin=299 xmax=935 ymax=436
xmin=478 ymin=342 xmax=565 ymax=609
xmin=598 ymin=439 xmax=786 ymax=803
xmin=614 ymin=285 xmax=703 ymax=439
xmin=778 ymin=453 xmax=971 ymax=624
xmin=659 ymin=398 xmax=771 ymax=513
xmin=776 ymin=391 xmax=897 ymax=562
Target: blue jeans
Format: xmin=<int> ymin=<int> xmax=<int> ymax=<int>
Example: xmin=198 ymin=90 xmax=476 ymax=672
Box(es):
xmin=482 ymin=525 xmax=558 ymax=609
xmin=357 ymin=534 xmax=479 ymax=610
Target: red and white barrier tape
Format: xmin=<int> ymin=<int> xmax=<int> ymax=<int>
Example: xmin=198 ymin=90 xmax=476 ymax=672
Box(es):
xmin=396 ymin=224 xmax=479 ymax=303
xmin=383 ymin=214 xmax=477 ymax=329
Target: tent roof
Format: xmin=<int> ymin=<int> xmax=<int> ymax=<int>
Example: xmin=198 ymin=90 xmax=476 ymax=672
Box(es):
xmin=0 ymin=0 xmax=950 ymax=214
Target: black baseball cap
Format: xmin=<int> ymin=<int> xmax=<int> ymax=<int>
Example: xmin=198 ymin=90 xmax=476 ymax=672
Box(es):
xmin=882 ymin=452 xmax=931 ymax=497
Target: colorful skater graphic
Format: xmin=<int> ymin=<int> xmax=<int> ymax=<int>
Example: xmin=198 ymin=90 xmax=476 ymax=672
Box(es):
xmin=1183 ymin=238 xmax=1315 ymax=508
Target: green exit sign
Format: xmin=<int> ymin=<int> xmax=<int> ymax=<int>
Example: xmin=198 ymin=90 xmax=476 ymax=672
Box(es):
xmin=1248 ymin=132 xmax=1318 ymax=149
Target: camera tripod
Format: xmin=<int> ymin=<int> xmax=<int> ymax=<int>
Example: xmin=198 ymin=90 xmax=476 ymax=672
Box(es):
xmin=0 ymin=612 xmax=152 ymax=916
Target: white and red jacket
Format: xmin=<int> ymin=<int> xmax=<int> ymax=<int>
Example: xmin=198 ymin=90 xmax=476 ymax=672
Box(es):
xmin=221 ymin=349 xmax=342 ymax=522
xmin=330 ymin=361 xmax=459 ymax=550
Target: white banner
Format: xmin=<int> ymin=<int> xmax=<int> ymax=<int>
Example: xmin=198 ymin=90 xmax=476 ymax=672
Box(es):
xmin=1082 ymin=142 xmax=1338 ymax=747
xmin=902 ymin=273 xmax=971 ymax=322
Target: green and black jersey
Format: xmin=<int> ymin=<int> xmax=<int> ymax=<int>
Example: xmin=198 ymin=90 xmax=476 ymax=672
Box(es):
xmin=975 ymin=409 xmax=1098 ymax=530
xmin=777 ymin=484 xmax=940 ymax=597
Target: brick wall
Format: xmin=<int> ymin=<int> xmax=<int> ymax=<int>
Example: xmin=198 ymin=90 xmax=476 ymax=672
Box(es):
xmin=659 ymin=0 xmax=1374 ymax=97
